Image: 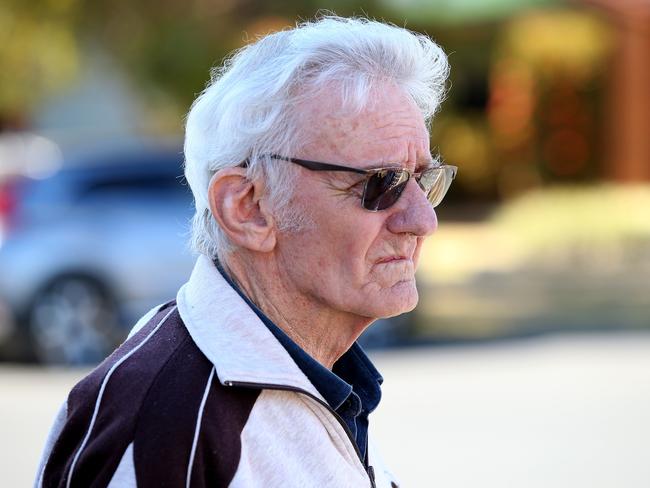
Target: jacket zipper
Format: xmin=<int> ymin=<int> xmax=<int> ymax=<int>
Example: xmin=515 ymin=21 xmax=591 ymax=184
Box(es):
xmin=224 ymin=380 xmax=376 ymax=487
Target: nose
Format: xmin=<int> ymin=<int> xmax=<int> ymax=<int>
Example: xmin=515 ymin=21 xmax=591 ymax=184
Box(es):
xmin=385 ymin=179 xmax=438 ymax=237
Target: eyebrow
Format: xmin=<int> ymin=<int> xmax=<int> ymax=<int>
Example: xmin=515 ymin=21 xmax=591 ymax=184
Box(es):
xmin=362 ymin=154 xmax=440 ymax=171
xmin=268 ymin=154 xmax=443 ymax=175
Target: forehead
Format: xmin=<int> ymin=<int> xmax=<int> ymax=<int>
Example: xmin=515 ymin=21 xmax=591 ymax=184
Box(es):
xmin=296 ymin=84 xmax=430 ymax=168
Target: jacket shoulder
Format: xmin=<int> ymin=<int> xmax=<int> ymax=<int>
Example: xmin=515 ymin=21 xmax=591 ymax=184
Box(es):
xmin=40 ymin=302 xmax=252 ymax=487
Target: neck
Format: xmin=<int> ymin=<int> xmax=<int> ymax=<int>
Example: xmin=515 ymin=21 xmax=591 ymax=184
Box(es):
xmin=223 ymin=253 xmax=371 ymax=369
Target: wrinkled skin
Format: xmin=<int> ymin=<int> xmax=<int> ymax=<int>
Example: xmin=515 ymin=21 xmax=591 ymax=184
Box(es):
xmin=223 ymin=83 xmax=439 ymax=367
xmin=275 ymin=83 xmax=438 ymax=321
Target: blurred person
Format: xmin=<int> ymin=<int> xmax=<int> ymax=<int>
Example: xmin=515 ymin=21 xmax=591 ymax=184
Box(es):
xmin=35 ymin=15 xmax=454 ymax=488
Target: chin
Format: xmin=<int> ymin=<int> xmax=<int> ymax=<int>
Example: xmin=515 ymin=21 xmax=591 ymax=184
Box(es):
xmin=364 ymin=283 xmax=419 ymax=319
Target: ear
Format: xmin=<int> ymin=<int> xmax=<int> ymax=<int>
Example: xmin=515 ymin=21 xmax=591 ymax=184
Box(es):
xmin=207 ymin=168 xmax=277 ymax=253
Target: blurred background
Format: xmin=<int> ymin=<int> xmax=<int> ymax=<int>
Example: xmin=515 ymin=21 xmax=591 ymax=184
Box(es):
xmin=1 ymin=0 xmax=649 ymax=486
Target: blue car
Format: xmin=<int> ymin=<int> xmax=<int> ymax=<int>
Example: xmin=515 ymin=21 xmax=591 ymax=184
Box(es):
xmin=0 ymin=142 xmax=195 ymax=364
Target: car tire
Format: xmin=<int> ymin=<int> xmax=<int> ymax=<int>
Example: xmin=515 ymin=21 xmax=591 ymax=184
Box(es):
xmin=27 ymin=275 xmax=122 ymax=365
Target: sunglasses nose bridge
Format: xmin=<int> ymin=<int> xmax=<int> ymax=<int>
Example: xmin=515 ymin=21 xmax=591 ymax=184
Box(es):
xmin=414 ymin=173 xmax=427 ymax=192
xmin=406 ymin=173 xmax=432 ymax=205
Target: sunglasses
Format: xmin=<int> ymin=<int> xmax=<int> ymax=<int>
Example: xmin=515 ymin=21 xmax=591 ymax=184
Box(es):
xmin=268 ymin=154 xmax=457 ymax=211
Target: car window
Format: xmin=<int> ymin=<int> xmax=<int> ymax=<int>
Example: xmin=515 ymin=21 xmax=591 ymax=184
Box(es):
xmin=79 ymin=173 xmax=187 ymax=199
xmin=16 ymin=150 xmax=192 ymax=217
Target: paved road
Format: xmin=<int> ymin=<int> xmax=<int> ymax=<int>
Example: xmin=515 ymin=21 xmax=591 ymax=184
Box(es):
xmin=2 ymin=332 xmax=649 ymax=487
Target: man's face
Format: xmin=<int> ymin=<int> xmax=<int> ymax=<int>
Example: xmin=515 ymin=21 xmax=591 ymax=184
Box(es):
xmin=274 ymin=83 xmax=438 ymax=320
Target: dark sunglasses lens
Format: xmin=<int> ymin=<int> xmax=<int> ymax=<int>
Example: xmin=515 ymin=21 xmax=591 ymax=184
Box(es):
xmin=362 ymin=170 xmax=410 ymax=211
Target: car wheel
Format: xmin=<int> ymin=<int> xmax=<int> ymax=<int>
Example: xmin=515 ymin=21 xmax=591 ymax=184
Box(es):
xmin=28 ymin=276 xmax=122 ymax=365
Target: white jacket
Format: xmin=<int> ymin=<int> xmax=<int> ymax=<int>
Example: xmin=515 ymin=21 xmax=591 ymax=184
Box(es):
xmin=36 ymin=255 xmax=400 ymax=487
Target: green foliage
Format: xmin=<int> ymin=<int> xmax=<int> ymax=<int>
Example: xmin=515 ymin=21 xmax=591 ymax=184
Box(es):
xmin=1 ymin=1 xmax=392 ymax=123
xmin=75 ymin=0 xmax=390 ymax=109
xmin=0 ymin=0 xmax=81 ymax=121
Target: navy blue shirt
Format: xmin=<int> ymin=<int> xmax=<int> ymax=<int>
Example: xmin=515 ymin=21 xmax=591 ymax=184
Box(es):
xmin=215 ymin=261 xmax=383 ymax=462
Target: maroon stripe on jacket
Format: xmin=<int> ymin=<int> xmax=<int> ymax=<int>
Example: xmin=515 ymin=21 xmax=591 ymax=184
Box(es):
xmin=42 ymin=302 xmax=179 ymax=487
xmin=188 ymin=376 xmax=260 ymax=486
xmin=134 ymin=350 xmax=260 ymax=487
xmin=41 ymin=300 xmax=262 ymax=488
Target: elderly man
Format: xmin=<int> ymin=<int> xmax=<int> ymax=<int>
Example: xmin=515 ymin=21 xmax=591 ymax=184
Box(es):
xmin=36 ymin=15 xmax=455 ymax=488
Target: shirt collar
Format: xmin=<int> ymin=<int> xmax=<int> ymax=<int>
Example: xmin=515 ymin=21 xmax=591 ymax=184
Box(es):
xmin=213 ymin=259 xmax=382 ymax=414
xmin=176 ymin=255 xmax=323 ymax=399
xmin=334 ymin=343 xmax=383 ymax=414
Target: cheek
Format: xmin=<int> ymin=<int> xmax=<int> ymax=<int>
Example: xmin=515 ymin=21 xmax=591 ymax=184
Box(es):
xmin=347 ymin=219 xmax=382 ymax=250
xmin=316 ymin=252 xmax=331 ymax=271
xmin=412 ymin=239 xmax=424 ymax=268
xmin=318 ymin=235 xmax=365 ymax=280
xmin=292 ymin=190 xmax=387 ymax=279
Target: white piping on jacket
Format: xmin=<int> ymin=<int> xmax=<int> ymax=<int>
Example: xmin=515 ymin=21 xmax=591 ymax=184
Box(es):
xmin=186 ymin=365 xmax=216 ymax=488
xmin=65 ymin=306 xmax=178 ymax=488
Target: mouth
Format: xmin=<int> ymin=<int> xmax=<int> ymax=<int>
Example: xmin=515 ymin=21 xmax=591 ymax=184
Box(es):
xmin=375 ymin=239 xmax=419 ymax=266
xmin=376 ymin=255 xmax=410 ymax=264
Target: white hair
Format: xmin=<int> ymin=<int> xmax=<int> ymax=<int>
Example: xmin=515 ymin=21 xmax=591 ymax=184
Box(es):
xmin=184 ymin=15 xmax=449 ymax=262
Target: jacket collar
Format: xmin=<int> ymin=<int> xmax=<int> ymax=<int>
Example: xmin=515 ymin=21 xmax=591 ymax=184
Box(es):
xmin=176 ymin=255 xmax=325 ymax=401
